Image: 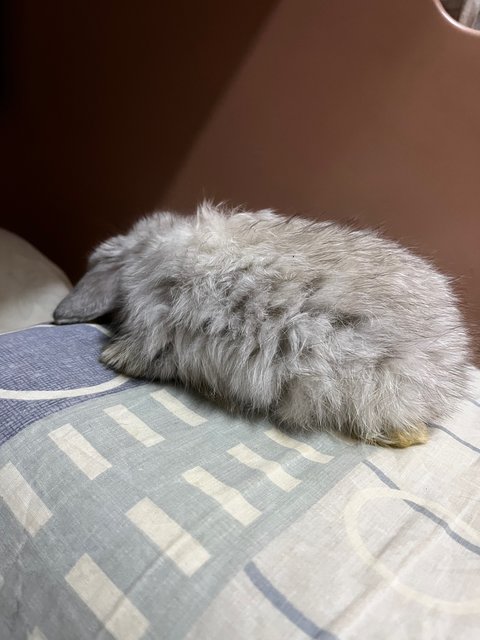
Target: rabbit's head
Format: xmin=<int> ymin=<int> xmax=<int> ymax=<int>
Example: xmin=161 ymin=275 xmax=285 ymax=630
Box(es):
xmin=53 ymin=233 xmax=130 ymax=325
xmin=53 ymin=211 xmax=184 ymax=325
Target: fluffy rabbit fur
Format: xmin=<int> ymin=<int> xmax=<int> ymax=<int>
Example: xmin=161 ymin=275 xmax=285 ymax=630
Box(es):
xmin=54 ymin=203 xmax=470 ymax=447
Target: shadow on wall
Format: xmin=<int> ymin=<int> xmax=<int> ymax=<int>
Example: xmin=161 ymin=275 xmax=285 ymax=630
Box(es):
xmin=0 ymin=0 xmax=277 ymax=279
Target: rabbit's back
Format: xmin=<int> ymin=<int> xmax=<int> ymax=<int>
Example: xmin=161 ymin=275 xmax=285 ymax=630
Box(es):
xmin=119 ymin=206 xmax=468 ymax=443
xmin=98 ymin=205 xmax=467 ymax=445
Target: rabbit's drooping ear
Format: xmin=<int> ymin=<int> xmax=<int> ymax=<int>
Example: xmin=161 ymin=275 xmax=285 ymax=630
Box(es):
xmin=53 ymin=262 xmax=119 ymax=325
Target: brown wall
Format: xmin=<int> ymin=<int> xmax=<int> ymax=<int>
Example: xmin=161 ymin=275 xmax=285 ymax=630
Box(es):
xmin=163 ymin=0 xmax=480 ymax=345
xmin=1 ymin=0 xmax=479 ymax=349
xmin=0 ymin=0 xmax=276 ymax=277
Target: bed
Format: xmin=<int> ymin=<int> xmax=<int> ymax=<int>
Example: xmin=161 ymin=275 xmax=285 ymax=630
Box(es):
xmin=0 ymin=231 xmax=479 ymax=640
xmin=1 ymin=0 xmax=480 ymax=637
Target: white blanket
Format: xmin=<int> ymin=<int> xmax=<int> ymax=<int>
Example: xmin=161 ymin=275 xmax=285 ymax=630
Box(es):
xmin=0 ymin=228 xmax=71 ymax=333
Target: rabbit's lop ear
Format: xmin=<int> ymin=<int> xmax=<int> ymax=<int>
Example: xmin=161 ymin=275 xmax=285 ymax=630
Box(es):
xmin=53 ymin=262 xmax=119 ymax=325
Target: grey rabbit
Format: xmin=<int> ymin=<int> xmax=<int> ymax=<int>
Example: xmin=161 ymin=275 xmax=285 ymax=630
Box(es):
xmin=54 ymin=202 xmax=470 ymax=447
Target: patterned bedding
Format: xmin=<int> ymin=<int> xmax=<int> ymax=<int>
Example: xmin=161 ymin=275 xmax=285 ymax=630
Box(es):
xmin=0 ymin=323 xmax=479 ymax=639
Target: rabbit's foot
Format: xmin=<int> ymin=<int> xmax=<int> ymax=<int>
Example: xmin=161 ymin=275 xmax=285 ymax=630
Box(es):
xmin=373 ymin=422 xmax=429 ymax=448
